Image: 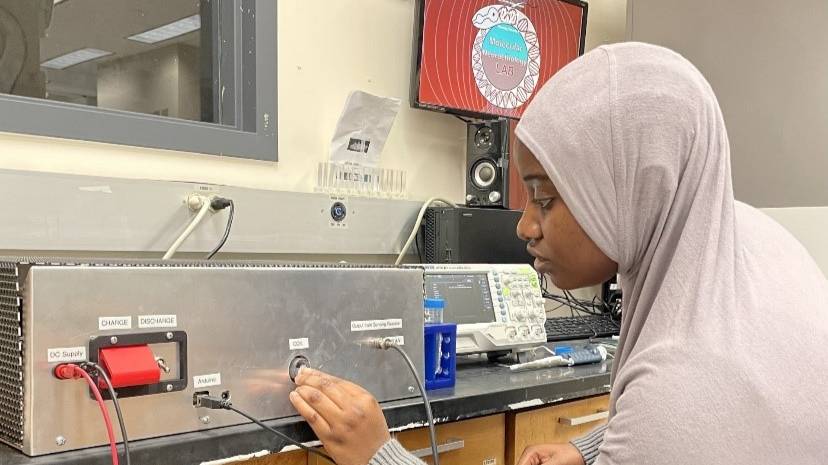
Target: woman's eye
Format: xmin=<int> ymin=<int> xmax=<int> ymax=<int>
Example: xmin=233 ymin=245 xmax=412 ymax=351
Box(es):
xmin=534 ymin=198 xmax=554 ymax=209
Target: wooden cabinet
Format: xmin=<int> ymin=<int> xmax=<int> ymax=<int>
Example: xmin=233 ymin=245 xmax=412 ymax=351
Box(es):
xmin=233 ymin=395 xmax=608 ymax=465
xmin=505 ymin=395 xmax=610 ymax=465
xmin=307 ymin=414 xmax=505 ymax=465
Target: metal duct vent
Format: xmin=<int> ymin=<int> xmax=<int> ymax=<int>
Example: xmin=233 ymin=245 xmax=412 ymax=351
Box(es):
xmin=0 ymin=261 xmax=23 ymax=448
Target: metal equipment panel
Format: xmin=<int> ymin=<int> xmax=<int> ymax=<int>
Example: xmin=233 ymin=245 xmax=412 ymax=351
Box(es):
xmin=11 ymin=262 xmax=424 ymax=456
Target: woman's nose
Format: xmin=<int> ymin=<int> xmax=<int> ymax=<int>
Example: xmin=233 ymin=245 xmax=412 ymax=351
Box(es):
xmin=516 ymin=205 xmax=542 ymax=242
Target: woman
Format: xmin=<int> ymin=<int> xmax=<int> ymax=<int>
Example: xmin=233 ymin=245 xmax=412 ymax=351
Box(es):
xmin=289 ymin=43 xmax=828 ymax=465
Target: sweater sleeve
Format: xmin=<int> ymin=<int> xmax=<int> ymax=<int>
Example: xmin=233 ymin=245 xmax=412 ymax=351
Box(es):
xmin=570 ymin=424 xmax=608 ymax=465
xmin=368 ymin=439 xmax=427 ymax=465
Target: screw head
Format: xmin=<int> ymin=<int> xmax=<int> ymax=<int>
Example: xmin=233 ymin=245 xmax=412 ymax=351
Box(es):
xmin=166 ymin=332 xmax=174 ymax=340
xmin=110 ymin=336 xmax=118 ymax=345
xmin=55 ymin=436 xmax=66 ymax=446
xmin=166 ymin=384 xmax=174 ymax=392
xmin=408 ymin=386 xmax=416 ymax=394
xmin=200 ymin=416 xmax=211 ymax=424
xmin=89 ymin=335 xmax=97 ymax=341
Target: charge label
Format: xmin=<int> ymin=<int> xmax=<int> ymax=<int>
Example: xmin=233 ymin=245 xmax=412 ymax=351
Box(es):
xmin=138 ymin=315 xmax=178 ymax=329
xmin=350 ymin=319 xmax=403 ymax=332
xmin=47 ymin=347 xmax=87 ymax=363
xmin=98 ymin=316 xmax=132 ymax=331
xmin=194 ymin=373 xmax=222 ymax=388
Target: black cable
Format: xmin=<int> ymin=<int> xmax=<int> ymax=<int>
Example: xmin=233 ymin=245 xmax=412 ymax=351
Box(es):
xmin=542 ymin=292 xmax=605 ymax=316
xmin=206 ymin=199 xmax=234 ymax=260
xmin=565 ymin=290 xmax=604 ymax=315
xmin=386 ymin=343 xmax=440 ymax=465
xmin=414 ymin=228 xmax=423 ymax=263
xmin=82 ymin=362 xmax=130 ymax=465
xmin=224 ymin=405 xmax=335 ymax=463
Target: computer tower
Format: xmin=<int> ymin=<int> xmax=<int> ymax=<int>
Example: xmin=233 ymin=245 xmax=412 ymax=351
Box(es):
xmin=422 ymin=207 xmax=531 ymax=264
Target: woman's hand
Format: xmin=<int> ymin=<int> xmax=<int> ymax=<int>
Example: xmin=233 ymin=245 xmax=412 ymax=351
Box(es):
xmin=289 ymin=368 xmax=391 ymax=465
xmin=516 ymin=443 xmax=586 ymax=465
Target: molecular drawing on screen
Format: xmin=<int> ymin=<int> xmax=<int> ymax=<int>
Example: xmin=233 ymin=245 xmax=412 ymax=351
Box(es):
xmin=471 ymin=4 xmax=541 ymax=110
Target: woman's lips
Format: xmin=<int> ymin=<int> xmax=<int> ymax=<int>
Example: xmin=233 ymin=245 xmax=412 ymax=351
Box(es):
xmin=533 ymin=257 xmax=552 ymax=273
xmin=528 ymin=246 xmax=553 ymax=273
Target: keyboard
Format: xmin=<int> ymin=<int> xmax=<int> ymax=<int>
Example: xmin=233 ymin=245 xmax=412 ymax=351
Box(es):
xmin=545 ymin=315 xmax=621 ymax=342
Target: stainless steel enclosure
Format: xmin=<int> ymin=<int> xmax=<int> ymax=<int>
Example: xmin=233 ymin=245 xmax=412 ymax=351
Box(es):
xmin=0 ymin=260 xmax=424 ymax=456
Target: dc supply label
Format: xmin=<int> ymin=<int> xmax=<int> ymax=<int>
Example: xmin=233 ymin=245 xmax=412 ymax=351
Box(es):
xmin=47 ymin=347 xmax=87 ymax=363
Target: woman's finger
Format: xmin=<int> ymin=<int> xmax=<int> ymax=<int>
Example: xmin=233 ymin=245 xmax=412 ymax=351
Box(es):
xmin=289 ymin=390 xmax=332 ymax=439
xmin=294 ymin=385 xmax=345 ymax=425
xmin=293 ymin=369 xmax=350 ymax=409
xmin=296 ymin=368 xmax=370 ymax=398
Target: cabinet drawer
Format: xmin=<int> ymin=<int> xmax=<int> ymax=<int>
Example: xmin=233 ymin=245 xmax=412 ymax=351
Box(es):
xmin=397 ymin=414 xmax=505 ymax=465
xmin=506 ymin=395 xmax=609 ymax=465
xmin=234 ymin=450 xmax=306 ymax=465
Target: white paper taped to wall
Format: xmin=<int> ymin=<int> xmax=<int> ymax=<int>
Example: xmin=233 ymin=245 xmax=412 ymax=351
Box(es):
xmin=330 ymin=90 xmax=400 ymax=167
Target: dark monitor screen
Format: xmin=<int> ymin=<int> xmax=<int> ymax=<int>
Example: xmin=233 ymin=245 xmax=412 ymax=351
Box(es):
xmin=412 ymin=0 xmax=587 ymax=119
xmin=456 ymin=210 xmax=532 ymax=265
xmin=424 ymin=273 xmax=496 ymax=324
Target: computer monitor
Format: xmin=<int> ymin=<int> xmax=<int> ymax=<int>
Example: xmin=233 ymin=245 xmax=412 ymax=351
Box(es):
xmin=411 ymin=0 xmax=588 ymax=120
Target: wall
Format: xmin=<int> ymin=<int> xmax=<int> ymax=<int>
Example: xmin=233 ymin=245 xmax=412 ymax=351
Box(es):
xmin=177 ymin=45 xmax=200 ymax=122
xmin=627 ymin=0 xmax=828 ymax=274
xmin=98 ymin=44 xmax=182 ymax=118
xmin=0 ymin=1 xmax=465 ymax=202
xmin=0 ymin=0 xmax=627 ymax=208
xmin=584 ymin=0 xmax=627 ymax=51
xmin=763 ymin=207 xmax=828 ymax=277
xmin=627 ymin=0 xmax=828 ymax=208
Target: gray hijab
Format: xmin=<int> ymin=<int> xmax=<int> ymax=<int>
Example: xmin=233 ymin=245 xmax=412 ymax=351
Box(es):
xmin=516 ymin=42 xmax=828 ymax=464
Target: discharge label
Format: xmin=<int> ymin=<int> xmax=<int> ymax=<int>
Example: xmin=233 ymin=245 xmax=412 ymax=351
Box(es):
xmin=98 ymin=316 xmax=132 ymax=331
xmin=193 ymin=373 xmax=222 ymax=388
xmin=138 ymin=315 xmax=178 ymax=329
xmin=47 ymin=346 xmax=87 ymax=363
xmin=350 ymin=319 xmax=403 ymax=332
xmin=289 ymin=338 xmax=310 ymax=350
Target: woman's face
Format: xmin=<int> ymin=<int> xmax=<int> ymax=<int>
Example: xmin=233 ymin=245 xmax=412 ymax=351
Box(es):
xmin=515 ymin=140 xmax=618 ymax=290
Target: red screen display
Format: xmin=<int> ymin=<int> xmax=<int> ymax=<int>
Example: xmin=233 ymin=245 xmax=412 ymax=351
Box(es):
xmin=415 ymin=0 xmax=585 ymax=119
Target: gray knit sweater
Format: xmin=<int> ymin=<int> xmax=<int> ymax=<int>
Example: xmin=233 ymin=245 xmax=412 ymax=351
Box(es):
xmin=368 ymin=425 xmax=606 ymax=465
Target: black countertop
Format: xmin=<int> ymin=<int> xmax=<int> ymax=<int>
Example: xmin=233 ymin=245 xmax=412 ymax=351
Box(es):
xmin=1 ymin=354 xmax=612 ymax=465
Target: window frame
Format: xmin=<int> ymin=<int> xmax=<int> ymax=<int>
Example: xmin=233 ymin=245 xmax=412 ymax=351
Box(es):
xmin=0 ymin=0 xmax=277 ymax=161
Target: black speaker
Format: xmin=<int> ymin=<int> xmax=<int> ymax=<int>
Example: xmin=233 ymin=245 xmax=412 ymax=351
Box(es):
xmin=466 ymin=120 xmax=509 ymax=208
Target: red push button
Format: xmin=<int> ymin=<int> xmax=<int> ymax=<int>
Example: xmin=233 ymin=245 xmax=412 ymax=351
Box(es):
xmin=99 ymin=345 xmax=161 ymax=388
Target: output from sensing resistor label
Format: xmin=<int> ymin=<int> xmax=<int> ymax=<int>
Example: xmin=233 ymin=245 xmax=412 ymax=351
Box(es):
xmin=350 ymin=319 xmax=403 ymax=332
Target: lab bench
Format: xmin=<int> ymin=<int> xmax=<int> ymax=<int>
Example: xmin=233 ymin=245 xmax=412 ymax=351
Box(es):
xmin=0 ymin=356 xmax=612 ymax=465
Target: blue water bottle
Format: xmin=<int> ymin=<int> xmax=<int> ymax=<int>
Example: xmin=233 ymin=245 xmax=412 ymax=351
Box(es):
xmin=423 ymin=298 xmax=457 ymax=391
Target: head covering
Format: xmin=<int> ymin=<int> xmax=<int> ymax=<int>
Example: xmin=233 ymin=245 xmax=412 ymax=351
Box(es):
xmin=516 ymin=43 xmax=828 ymax=465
